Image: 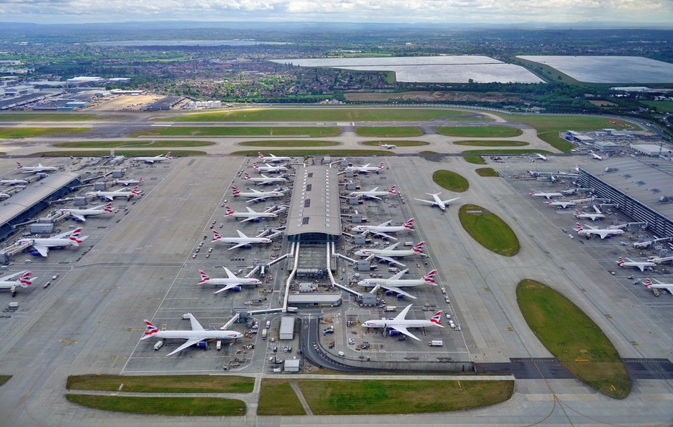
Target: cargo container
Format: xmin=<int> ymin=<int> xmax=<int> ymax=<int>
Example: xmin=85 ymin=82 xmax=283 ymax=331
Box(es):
xmin=429 ymin=340 xmax=443 ymax=347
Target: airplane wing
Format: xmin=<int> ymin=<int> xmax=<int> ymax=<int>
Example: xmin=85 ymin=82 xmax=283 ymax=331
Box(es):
xmin=239 ymin=217 xmax=256 ymax=223
xmin=361 ymin=163 xmax=370 ymax=168
xmin=389 ymin=269 xmax=408 ymax=280
xmin=246 ymin=197 xmax=266 ymax=204
xmin=0 ymin=270 xmax=29 ymax=282
xmin=375 ymin=255 xmax=406 ymax=267
xmin=414 ymin=198 xmax=436 ymax=205
xmin=52 ymin=229 xmax=75 ymax=239
xmin=380 ymin=285 xmax=417 ymax=300
xmin=597 ymin=231 xmax=609 ymax=239
xmin=377 ymin=220 xmax=393 ymax=227
xmin=245 ymin=207 xmax=257 ymax=213
xmin=236 ymin=230 xmax=247 ymax=238
xmin=366 ymin=195 xmax=383 ymax=201
xmin=637 ymin=265 xmax=646 ymax=272
xmin=166 ymin=338 xmax=202 ymax=357
xmin=390 ymin=326 xmax=420 ymax=341
xmin=393 ymin=304 xmax=413 ymax=321
xmin=32 ymin=244 xmax=49 ymax=257
xmin=214 ymin=283 xmax=240 ymax=294
xmin=372 ymin=231 xmax=397 ymax=241
xmin=441 ymin=197 xmax=460 ymax=205
xmin=386 ymin=242 xmax=401 ymax=250
xmin=186 ymin=313 xmax=204 ymax=331
xmin=583 ymin=224 xmax=596 ymax=230
xmin=593 ymin=205 xmax=602 ymax=214
xmin=70 ymin=213 xmax=86 ymax=222
xmin=104 ymin=195 xmax=114 ymax=201
xmin=651 ymin=279 xmax=664 ymax=285
xmin=223 ymin=267 xmax=237 ymax=279
xmin=228 ymin=242 xmax=247 ymax=250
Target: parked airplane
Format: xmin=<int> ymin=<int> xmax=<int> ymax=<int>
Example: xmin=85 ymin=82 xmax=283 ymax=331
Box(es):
xmin=574 ymin=223 xmax=624 ymax=239
xmin=58 ymin=202 xmax=113 ymax=222
xmin=351 ymin=218 xmax=414 ymax=240
xmin=379 ymin=142 xmax=396 ymax=149
xmin=134 ymin=152 xmax=171 ymax=164
xmin=362 ymin=304 xmax=442 ymax=341
xmin=142 ymin=313 xmax=243 ymax=357
xmin=574 ymin=206 xmax=605 ymax=221
xmin=199 ymin=268 xmax=262 ymax=294
xmin=116 ymin=177 xmax=143 ymax=186
xmin=224 ymin=206 xmax=277 ymax=223
xmin=530 ymin=190 xmax=563 ymax=200
xmin=616 ymin=257 xmax=655 ymax=272
xmin=0 ymin=271 xmax=35 ymax=293
xmin=645 ymin=278 xmax=673 ymax=295
xmin=350 ymin=186 xmax=396 ymax=201
xmin=0 ymin=179 xmax=28 ymax=185
xmin=258 ymin=152 xmax=291 ymax=163
xmin=231 ymin=186 xmax=285 ymax=203
xmin=243 ymin=172 xmax=287 ymax=186
xmin=252 ymin=163 xmax=287 ymax=174
xmin=414 ymin=193 xmax=460 ymax=211
xmin=0 ymin=192 xmax=10 ymax=199
xmin=17 ymin=228 xmax=87 ymax=257
xmin=354 ymin=242 xmax=425 ymax=267
xmin=212 ymin=230 xmax=272 ymax=250
xmin=546 ymin=200 xmax=577 ymax=209
xmin=358 ymin=270 xmax=437 ymax=299
xmin=590 ymin=151 xmax=605 ymax=161
xmin=87 ymin=186 xmax=140 ymax=201
xmin=533 ymin=153 xmax=548 ymax=161
xmin=345 ymin=162 xmax=385 ymax=174
xmin=16 ymin=162 xmax=57 ymax=173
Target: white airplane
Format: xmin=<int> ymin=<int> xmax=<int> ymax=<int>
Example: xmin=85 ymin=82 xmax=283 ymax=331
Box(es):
xmin=258 ymin=152 xmax=291 ymax=163
xmin=358 ymin=270 xmax=437 ymax=299
xmin=16 ymin=162 xmax=57 ymax=174
xmin=58 ymin=202 xmax=113 ymax=222
xmin=379 ymin=142 xmax=396 ymax=149
xmin=87 ymin=186 xmax=140 ymax=201
xmin=17 ymin=228 xmax=87 ymax=257
xmin=574 ymin=223 xmax=624 ymax=240
xmin=354 ymin=242 xmax=425 ymax=267
xmin=414 ymin=193 xmax=460 ymax=212
xmin=212 ymin=230 xmax=272 ymax=250
xmin=116 ymin=177 xmax=143 ymax=186
xmin=350 ymin=186 xmax=396 ymax=201
xmin=0 ymin=192 xmax=10 ymax=199
xmin=134 ymin=152 xmax=172 ymax=164
xmin=142 ymin=313 xmax=243 ymax=357
xmin=0 ymin=271 xmax=35 ymax=293
xmin=252 ymin=162 xmax=287 ymax=174
xmin=243 ymin=172 xmax=287 ymax=186
xmin=351 ymin=218 xmax=414 ymax=240
xmin=546 ymin=200 xmax=577 ymax=209
xmin=231 ymin=186 xmax=285 ymax=203
xmin=224 ymin=206 xmax=277 ymax=223
xmin=345 ymin=162 xmax=385 ymax=174
xmin=574 ymin=206 xmax=605 ymax=221
xmin=533 ymin=153 xmax=548 ymax=161
xmin=590 ymin=151 xmax=605 ymax=161
xmin=616 ymin=257 xmax=655 ymax=272
xmin=362 ymin=304 xmax=443 ymax=341
xmin=0 ymin=178 xmax=28 ymax=185
xmin=645 ymin=278 xmax=673 ymax=295
xmin=199 ymin=268 xmax=262 ymax=294
xmin=530 ymin=190 xmax=563 ymax=200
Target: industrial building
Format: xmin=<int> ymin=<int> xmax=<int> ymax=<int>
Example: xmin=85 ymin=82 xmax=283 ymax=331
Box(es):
xmin=287 ymin=293 xmax=342 ymax=307
xmin=279 ymin=316 xmax=295 ymax=340
xmin=593 ymin=140 xmax=620 ymax=153
xmin=142 ymin=96 xmax=184 ymax=111
xmin=579 ymin=159 xmax=673 ymax=238
xmin=630 ymin=143 xmax=673 ymax=159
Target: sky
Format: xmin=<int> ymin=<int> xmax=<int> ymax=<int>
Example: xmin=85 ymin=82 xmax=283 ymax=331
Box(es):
xmin=1 ymin=0 xmax=672 ymax=25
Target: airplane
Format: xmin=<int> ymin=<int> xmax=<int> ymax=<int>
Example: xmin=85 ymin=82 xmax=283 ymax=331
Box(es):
xmin=379 ymin=142 xmax=396 ymax=149
xmin=87 ymin=186 xmax=140 ymax=201
xmin=529 ymin=190 xmax=563 ymax=200
xmin=17 ymin=228 xmax=87 ymax=257
xmin=354 ymin=242 xmax=425 ymax=267
xmin=590 ymin=151 xmax=605 ymax=161
xmin=58 ymin=202 xmax=113 ymax=222
xmin=414 ymin=193 xmax=460 ymax=212
xmin=0 ymin=179 xmax=28 ymax=186
xmin=345 ymin=162 xmax=385 ymax=174
xmin=533 ymin=153 xmax=548 ymax=161
xmin=16 ymin=162 xmax=57 ymax=174
xmin=574 ymin=223 xmax=624 ymax=240
xmin=224 ymin=206 xmax=277 ymax=223
xmin=141 ymin=313 xmax=243 ymax=357
xmin=243 ymin=172 xmax=287 ymax=186
xmin=358 ymin=270 xmax=437 ymax=299
xmin=644 ymin=278 xmax=673 ymax=295
xmin=134 ymin=152 xmax=172 ymax=164
xmin=362 ymin=304 xmax=442 ymax=341
xmin=199 ymin=268 xmax=262 ymax=294
xmin=574 ymin=206 xmax=605 ymax=221
xmin=546 ymin=200 xmax=577 ymax=209
xmin=0 ymin=271 xmax=35 ymax=293
xmin=0 ymin=192 xmax=10 ymax=199
xmin=258 ymin=152 xmax=292 ymax=163
xmin=116 ymin=177 xmax=143 ymax=186
xmin=350 ymin=186 xmax=396 ymax=201
xmin=616 ymin=257 xmax=655 ymax=272
xmin=231 ymin=186 xmax=285 ymax=203
xmin=252 ymin=162 xmax=287 ymax=174
xmin=212 ymin=230 xmax=272 ymax=250
xmin=351 ymin=218 xmax=414 ymax=240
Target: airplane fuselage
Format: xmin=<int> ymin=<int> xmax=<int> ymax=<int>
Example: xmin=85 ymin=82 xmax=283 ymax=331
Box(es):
xmin=363 ymin=318 xmax=437 ymax=330
xmin=359 ymin=278 xmax=427 ymax=288
xmin=352 ymin=225 xmax=407 ymax=234
xmin=142 ymin=330 xmax=243 ymax=341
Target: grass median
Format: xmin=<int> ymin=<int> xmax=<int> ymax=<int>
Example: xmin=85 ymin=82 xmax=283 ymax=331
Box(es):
xmin=53 ymin=140 xmax=214 ymax=148
xmin=462 ymin=149 xmax=553 ymax=155
xmin=517 ymin=279 xmax=631 ymax=399
xmin=0 ymin=127 xmax=92 ymax=138
xmin=453 ymin=140 xmax=528 ymax=147
xmin=232 ymin=149 xmax=394 ymax=156
xmin=0 ymin=113 xmax=105 ymax=122
xmin=66 ymin=395 xmax=246 ymax=416
xmin=437 ymin=126 xmax=523 ymax=138
xmin=130 ymin=126 xmax=340 ymax=137
xmin=459 ymin=204 xmax=519 ymax=256
xmin=0 ymin=375 xmax=11 ymax=386
xmin=356 ymin=126 xmax=423 ymax=137
xmin=433 ymin=170 xmax=469 ymax=193
xmin=66 ymin=375 xmax=254 ymax=393
xmin=362 ymin=140 xmax=430 ymax=147
xmin=463 ymin=155 xmax=487 ymax=165
xmin=238 ymin=140 xmax=339 ymax=147
xmin=257 ymin=380 xmax=306 ymax=415
xmin=31 ymin=150 xmax=206 ymax=157
xmin=475 ymin=168 xmax=499 ymax=177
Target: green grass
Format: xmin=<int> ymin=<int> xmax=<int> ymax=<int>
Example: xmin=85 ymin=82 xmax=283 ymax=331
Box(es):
xmin=453 ymin=140 xmax=528 ymax=147
xmin=0 ymin=127 xmax=92 ymax=138
xmin=362 ymin=140 xmax=430 ymax=147
xmin=66 ymin=395 xmax=246 ymax=416
xmin=436 ymin=126 xmax=523 ymax=138
xmin=257 ymin=380 xmax=306 ymax=415
xmin=463 ymin=149 xmax=552 ymax=155
xmin=232 ymin=149 xmax=394 ymax=156
xmin=53 ymin=140 xmax=215 ymax=148
xmin=66 ymin=375 xmax=254 ymax=393
xmin=517 ymin=279 xmax=631 ymax=399
xmin=238 ymin=140 xmax=339 ymax=147
xmin=130 ymin=126 xmax=340 ymax=138
xmin=433 ymin=170 xmax=469 ymax=193
xmin=463 ymin=155 xmax=486 ymax=165
xmin=459 ymin=204 xmax=520 ymax=256
xmin=0 ymin=113 xmax=104 ymax=122
xmin=475 ymin=168 xmax=499 ymax=177
xmin=642 ymin=100 xmax=673 ymax=113
xmin=31 ymin=150 xmax=206 ymax=157
xmin=0 ymin=375 xmax=11 ymax=386
xmin=356 ymin=126 xmax=423 ymax=137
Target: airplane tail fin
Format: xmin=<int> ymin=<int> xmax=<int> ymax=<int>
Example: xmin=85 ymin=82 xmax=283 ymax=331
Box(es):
xmin=529 ymin=190 xmax=536 ymax=196
xmin=412 ymin=241 xmax=425 ymax=254
xmin=131 ymin=186 xmax=141 ymax=196
xmin=575 ymin=223 xmax=583 ymax=232
xmin=546 ymin=201 xmax=552 ymax=205
xmin=423 ymin=270 xmax=437 ymax=284
xmin=16 ymin=162 xmax=22 ymax=169
xmin=252 ymin=163 xmax=259 ymax=169
xmin=644 ymin=279 xmax=653 ymax=287
xmin=166 ymin=152 xmax=172 ymax=160
xmin=231 ymin=186 xmax=240 ymax=196
xmin=212 ymin=231 xmax=222 ymax=241
xmin=258 ymin=152 xmax=264 ymax=159
xmin=139 ymin=177 xmax=143 ymax=183
xmin=199 ymin=270 xmax=210 ymax=283
xmin=243 ymin=173 xmax=251 ymax=180
xmin=617 ymin=257 xmax=625 ymax=265
xmin=388 ymin=186 xmax=396 ymax=194
xmin=378 ymin=142 xmax=383 ymax=146
xmin=378 ymin=162 xmax=384 ymax=169
xmin=69 ymin=228 xmax=83 ymax=244
xmin=574 ymin=210 xmax=581 ymax=217
xmin=403 ymin=218 xmax=415 ymax=229
xmin=224 ymin=206 xmax=234 ymax=216
xmin=103 ymin=202 xmax=113 ymax=213
xmin=143 ymin=320 xmax=158 ymax=336
xmin=430 ymin=311 xmax=442 ymax=325
xmin=19 ymin=272 xmax=32 ymax=287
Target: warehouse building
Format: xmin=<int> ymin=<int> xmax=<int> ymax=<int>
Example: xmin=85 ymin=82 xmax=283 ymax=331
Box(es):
xmin=630 ymin=143 xmax=673 ymax=159
xmin=593 ymin=140 xmax=620 ymax=153
xmin=142 ymin=96 xmax=184 ymax=111
xmin=279 ymin=316 xmax=295 ymax=340
xmin=287 ymin=293 xmax=342 ymax=307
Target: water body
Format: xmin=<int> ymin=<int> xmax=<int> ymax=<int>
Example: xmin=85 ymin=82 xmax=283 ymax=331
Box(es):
xmin=90 ymin=40 xmax=286 ymax=46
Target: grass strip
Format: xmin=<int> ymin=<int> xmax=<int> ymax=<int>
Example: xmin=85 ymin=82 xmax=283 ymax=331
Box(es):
xmin=433 ymin=170 xmax=469 ymax=193
xmin=238 ymin=140 xmax=338 ymax=147
xmin=462 ymin=149 xmax=552 ymax=155
xmin=53 ymin=140 xmax=214 ymax=148
xmin=66 ymin=395 xmax=246 ymax=416
xmin=231 ymin=150 xmax=394 ymax=156
xmin=0 ymin=127 xmax=92 ymax=138
xmin=0 ymin=113 xmax=104 ymax=122
xmin=0 ymin=375 xmax=11 ymax=386
xmin=459 ymin=204 xmax=520 ymax=256
xmin=31 ymin=150 xmax=206 ymax=157
xmin=362 ymin=140 xmax=429 ymax=147
xmin=66 ymin=375 xmax=254 ymax=393
xmin=463 ymin=155 xmax=486 ymax=165
xmin=257 ymin=380 xmax=306 ymax=415
xmin=475 ymin=167 xmax=499 ymax=177
xmin=130 ymin=126 xmax=340 ymax=137
xmin=356 ymin=126 xmax=423 ymax=137
xmin=453 ymin=140 xmax=528 ymax=147
xmin=516 ymin=279 xmax=631 ymax=399
xmin=436 ymin=126 xmax=523 ymax=138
